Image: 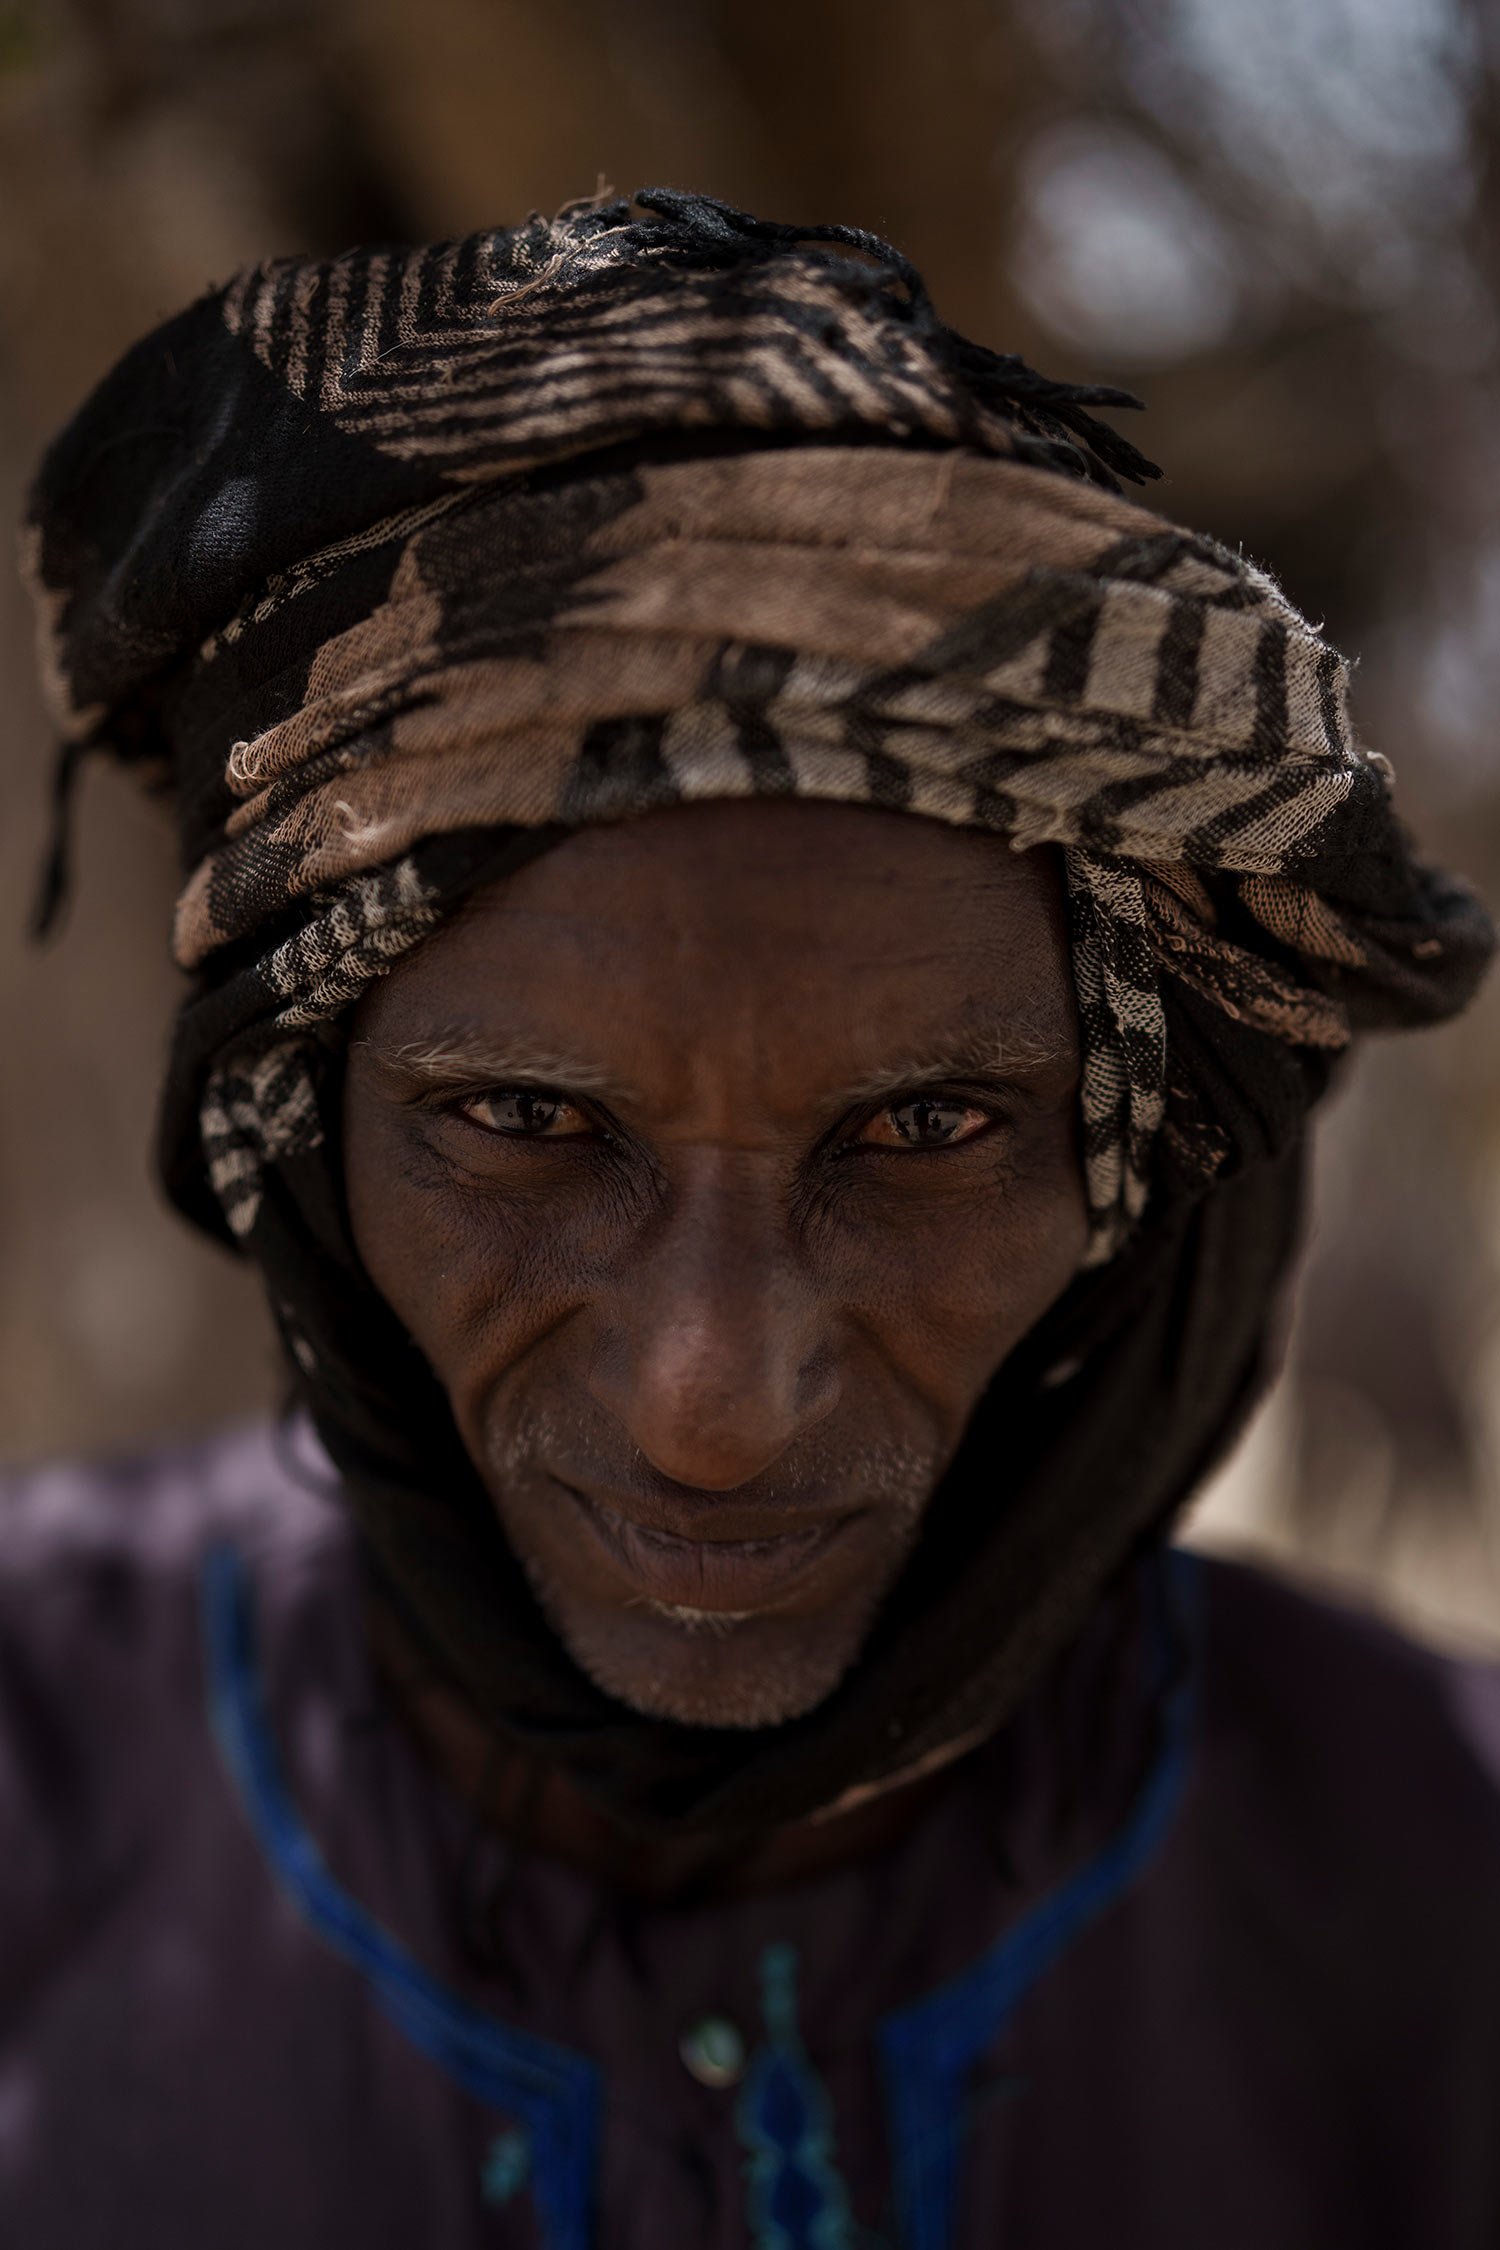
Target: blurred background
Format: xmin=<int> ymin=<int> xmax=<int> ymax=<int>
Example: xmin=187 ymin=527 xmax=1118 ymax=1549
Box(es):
xmin=3 ymin=0 xmax=1498 ymax=1647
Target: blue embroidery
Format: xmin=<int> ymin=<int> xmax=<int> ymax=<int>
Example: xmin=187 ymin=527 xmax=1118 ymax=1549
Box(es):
xmin=737 ymin=1940 xmax=858 ymax=2250
xmin=878 ymin=1548 xmax=1201 ymax=2250
xmin=200 ymin=1542 xmax=601 ymax=2250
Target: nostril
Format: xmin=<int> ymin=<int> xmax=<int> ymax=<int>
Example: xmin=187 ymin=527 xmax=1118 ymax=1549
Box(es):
xmin=588 ymin=1233 xmax=841 ymax=1491
xmin=628 ymin=1410 xmax=798 ymax=1497
xmin=608 ymin=1361 xmax=841 ymax=1496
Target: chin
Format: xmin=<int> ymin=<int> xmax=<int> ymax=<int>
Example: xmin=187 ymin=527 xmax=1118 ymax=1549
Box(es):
xmin=549 ymin=1600 xmax=865 ymax=1729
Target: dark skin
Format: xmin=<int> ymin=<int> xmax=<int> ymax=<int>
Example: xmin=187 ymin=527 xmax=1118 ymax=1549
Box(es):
xmin=344 ymin=799 xmax=1088 ymax=1891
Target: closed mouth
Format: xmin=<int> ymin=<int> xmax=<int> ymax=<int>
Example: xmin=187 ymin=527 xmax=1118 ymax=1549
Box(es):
xmin=558 ymin=1480 xmax=857 ymax=1615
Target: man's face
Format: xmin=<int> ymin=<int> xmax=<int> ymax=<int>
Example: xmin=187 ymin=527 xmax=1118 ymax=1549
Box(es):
xmin=344 ymin=800 xmax=1087 ymax=1729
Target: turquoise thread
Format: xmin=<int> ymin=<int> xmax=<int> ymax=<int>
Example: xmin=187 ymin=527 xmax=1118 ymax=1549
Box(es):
xmin=737 ymin=1941 xmax=857 ymax=2250
xmin=482 ymin=2126 xmax=533 ymax=2205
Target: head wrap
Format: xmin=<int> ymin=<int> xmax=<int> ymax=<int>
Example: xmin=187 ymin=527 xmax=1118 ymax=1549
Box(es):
xmin=24 ymin=190 xmax=1492 ymax=1835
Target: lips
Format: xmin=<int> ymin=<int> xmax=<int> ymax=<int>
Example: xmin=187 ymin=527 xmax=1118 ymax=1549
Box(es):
xmin=559 ymin=1480 xmax=857 ymax=1614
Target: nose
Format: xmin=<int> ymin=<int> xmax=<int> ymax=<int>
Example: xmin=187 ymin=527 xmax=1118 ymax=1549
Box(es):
xmin=587 ymin=1159 xmax=841 ymax=1492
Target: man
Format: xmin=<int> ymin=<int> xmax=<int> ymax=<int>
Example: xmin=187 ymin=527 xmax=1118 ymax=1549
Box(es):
xmin=6 ymin=188 xmax=1498 ymax=2248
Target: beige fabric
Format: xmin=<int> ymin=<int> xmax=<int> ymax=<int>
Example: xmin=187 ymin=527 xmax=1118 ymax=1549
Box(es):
xmin=171 ymin=445 xmax=1399 ymax=1260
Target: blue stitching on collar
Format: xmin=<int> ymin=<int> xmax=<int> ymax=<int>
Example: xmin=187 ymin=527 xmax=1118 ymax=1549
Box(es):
xmin=878 ymin=1548 xmax=1201 ymax=2250
xmin=200 ymin=1540 xmax=601 ymax=2250
xmin=736 ymin=1940 xmax=858 ymax=2249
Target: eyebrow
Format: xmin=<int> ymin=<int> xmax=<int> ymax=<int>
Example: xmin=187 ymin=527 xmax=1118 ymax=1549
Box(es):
xmin=354 ymin=1031 xmax=632 ymax=1099
xmin=356 ymin=1020 xmax=1070 ymax=1111
xmin=830 ymin=1026 xmax=1071 ymax=1111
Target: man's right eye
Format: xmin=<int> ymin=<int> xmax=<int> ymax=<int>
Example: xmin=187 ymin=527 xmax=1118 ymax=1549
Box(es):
xmin=457 ymin=1089 xmax=591 ymax=1139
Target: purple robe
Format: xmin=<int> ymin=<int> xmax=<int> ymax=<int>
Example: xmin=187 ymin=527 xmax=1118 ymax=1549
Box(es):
xmin=1 ymin=1418 xmax=1498 ymax=2247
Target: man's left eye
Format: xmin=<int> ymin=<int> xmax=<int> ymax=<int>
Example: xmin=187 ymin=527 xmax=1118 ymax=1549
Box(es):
xmin=458 ymin=1089 xmax=591 ymax=1138
xmin=858 ymin=1098 xmax=992 ymax=1150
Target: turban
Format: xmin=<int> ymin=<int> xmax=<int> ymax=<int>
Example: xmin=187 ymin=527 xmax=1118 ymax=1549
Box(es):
xmin=23 ymin=189 xmax=1493 ymax=1834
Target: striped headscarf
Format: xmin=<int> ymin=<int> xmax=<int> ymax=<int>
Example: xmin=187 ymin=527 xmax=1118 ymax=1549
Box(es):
xmin=24 ymin=190 xmax=1492 ymax=1832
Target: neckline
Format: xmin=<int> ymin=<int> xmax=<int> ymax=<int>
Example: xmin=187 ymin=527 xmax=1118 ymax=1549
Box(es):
xmin=200 ymin=1533 xmax=1200 ymax=2250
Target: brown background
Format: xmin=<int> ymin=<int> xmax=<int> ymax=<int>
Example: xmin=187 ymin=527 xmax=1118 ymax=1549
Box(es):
xmin=3 ymin=0 xmax=1498 ymax=1642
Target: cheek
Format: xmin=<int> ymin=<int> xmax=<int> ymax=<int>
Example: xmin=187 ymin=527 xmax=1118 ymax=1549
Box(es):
xmin=820 ymin=1136 xmax=1088 ymax=1404
xmin=343 ymin=1108 xmax=613 ymax=1379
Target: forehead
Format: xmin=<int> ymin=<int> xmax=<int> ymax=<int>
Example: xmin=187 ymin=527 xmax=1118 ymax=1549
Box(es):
xmin=356 ymin=800 xmax=1076 ymax=1070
